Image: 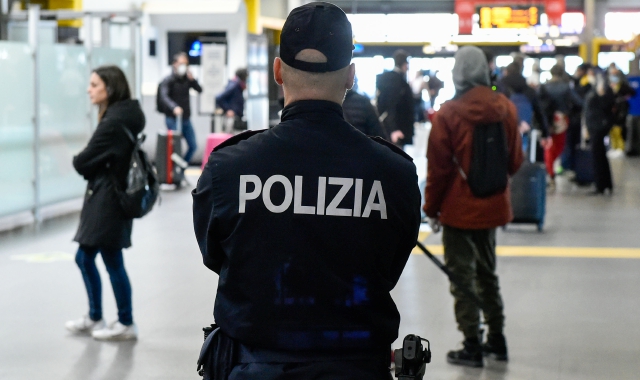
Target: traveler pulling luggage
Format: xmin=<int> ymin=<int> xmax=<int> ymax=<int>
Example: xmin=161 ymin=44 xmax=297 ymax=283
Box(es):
xmin=509 ymin=129 xmax=546 ymax=231
xmin=156 ymin=114 xmax=188 ymax=187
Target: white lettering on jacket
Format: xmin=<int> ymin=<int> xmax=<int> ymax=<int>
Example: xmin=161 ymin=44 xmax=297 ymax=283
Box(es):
xmin=238 ymin=175 xmax=387 ymax=219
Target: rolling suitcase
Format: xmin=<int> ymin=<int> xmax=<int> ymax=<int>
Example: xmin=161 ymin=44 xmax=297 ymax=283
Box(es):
xmin=156 ymin=115 xmax=185 ymax=186
xmin=574 ymin=127 xmax=594 ymax=185
xmin=509 ymin=130 xmax=546 ymax=232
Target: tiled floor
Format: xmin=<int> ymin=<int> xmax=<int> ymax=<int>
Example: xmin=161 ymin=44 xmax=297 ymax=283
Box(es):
xmin=1 ymin=157 xmax=639 ymax=379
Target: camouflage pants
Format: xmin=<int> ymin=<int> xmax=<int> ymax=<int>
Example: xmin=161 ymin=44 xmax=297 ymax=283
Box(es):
xmin=443 ymin=226 xmax=505 ymax=339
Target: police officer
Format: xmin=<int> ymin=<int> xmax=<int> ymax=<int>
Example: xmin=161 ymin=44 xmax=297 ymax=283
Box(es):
xmin=192 ymin=3 xmax=421 ymax=379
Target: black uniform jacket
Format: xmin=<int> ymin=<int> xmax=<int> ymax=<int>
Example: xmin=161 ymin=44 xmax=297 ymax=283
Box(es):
xmin=342 ymin=90 xmax=388 ymax=139
xmin=376 ymin=70 xmax=415 ymax=146
xmin=158 ymin=73 xmax=202 ymax=119
xmin=193 ymin=100 xmax=421 ymax=353
xmin=73 ymin=99 xmax=145 ymax=250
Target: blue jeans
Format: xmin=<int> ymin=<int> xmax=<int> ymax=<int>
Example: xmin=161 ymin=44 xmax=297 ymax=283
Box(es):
xmin=75 ymin=245 xmax=133 ymax=325
xmin=166 ymin=117 xmax=197 ymax=163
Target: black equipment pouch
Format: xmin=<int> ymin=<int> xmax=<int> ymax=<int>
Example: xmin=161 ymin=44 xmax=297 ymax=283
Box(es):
xmin=197 ymin=324 xmax=237 ymax=380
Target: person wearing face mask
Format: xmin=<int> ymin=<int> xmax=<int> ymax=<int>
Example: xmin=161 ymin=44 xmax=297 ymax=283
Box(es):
xmin=608 ymin=66 xmax=636 ymax=154
xmin=215 ymin=68 xmax=249 ymax=129
xmin=158 ymin=52 xmax=203 ymax=164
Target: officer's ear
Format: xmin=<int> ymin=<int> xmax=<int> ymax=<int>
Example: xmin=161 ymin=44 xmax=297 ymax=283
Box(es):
xmin=345 ymin=63 xmax=356 ymax=90
xmin=274 ymin=57 xmax=284 ymax=86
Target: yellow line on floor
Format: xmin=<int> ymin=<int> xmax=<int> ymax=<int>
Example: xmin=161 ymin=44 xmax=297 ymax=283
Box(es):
xmin=411 ymin=231 xmax=431 ymax=254
xmin=412 ymin=245 xmax=640 ymax=259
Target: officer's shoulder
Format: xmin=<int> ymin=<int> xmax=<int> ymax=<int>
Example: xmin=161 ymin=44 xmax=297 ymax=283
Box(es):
xmin=368 ymin=136 xmax=413 ymax=162
xmin=213 ymin=129 xmax=268 ymax=153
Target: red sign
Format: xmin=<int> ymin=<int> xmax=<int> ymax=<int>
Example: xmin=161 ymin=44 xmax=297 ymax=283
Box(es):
xmin=456 ymin=0 xmax=565 ymax=34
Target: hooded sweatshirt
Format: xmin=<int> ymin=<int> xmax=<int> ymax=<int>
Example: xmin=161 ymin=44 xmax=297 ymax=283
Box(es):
xmin=452 ymin=46 xmax=490 ymax=97
xmin=425 ymin=49 xmax=523 ymax=229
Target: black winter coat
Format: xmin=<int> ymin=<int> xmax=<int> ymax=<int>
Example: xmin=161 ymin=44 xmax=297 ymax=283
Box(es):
xmin=342 ymin=90 xmax=388 ymax=139
xmin=73 ymin=99 xmax=145 ymax=250
xmin=158 ymin=73 xmax=202 ymax=119
xmin=585 ymin=88 xmax=616 ymax=133
xmin=193 ymin=100 xmax=421 ymax=351
xmin=376 ymin=70 xmax=414 ymax=146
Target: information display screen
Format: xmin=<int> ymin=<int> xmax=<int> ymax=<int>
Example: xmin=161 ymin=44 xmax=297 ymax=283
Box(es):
xmin=478 ymin=6 xmax=543 ymax=29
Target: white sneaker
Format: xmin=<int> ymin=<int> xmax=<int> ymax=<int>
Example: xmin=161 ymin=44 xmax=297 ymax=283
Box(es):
xmin=92 ymin=321 xmax=138 ymax=341
xmin=65 ymin=315 xmax=106 ymax=334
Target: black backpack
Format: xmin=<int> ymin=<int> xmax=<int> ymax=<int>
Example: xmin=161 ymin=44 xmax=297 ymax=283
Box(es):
xmin=156 ymin=82 xmax=166 ymax=113
xmin=456 ymin=122 xmax=509 ymax=198
xmin=113 ymin=126 xmax=160 ymax=218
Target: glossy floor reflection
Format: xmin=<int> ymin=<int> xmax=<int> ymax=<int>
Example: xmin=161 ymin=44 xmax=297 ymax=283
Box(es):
xmin=1 ymin=157 xmax=639 ymax=379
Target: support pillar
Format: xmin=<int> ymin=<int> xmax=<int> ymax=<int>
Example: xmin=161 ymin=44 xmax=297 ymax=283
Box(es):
xmin=101 ymin=17 xmax=110 ymax=48
xmin=130 ymin=17 xmax=141 ymax=100
xmin=583 ymin=0 xmax=595 ymax=64
xmin=245 ymin=0 xmax=261 ymax=34
xmin=28 ymin=4 xmax=41 ymax=227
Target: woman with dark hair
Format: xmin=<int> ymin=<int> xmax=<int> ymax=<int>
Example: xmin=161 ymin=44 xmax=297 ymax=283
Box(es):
xmin=65 ymin=65 xmax=145 ymax=341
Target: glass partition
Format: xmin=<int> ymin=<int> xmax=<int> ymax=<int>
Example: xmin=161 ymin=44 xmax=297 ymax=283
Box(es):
xmin=0 ymin=42 xmax=136 ymax=221
xmin=91 ymin=48 xmax=135 ymax=94
xmin=38 ymin=44 xmax=91 ymax=206
xmin=0 ymin=42 xmax=35 ymax=217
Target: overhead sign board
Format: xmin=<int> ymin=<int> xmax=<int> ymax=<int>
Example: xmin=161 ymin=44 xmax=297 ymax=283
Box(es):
xmin=455 ymin=0 xmax=565 ymax=34
xmin=478 ymin=6 xmax=543 ymax=29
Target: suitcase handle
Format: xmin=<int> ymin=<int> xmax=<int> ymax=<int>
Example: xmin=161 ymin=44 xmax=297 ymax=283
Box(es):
xmin=176 ymin=114 xmax=183 ymax=134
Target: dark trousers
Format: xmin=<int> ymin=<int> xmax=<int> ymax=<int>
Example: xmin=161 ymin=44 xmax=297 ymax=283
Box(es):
xmin=443 ymin=226 xmax=504 ymax=339
xmin=75 ymin=245 xmax=133 ymax=325
xmin=590 ymin=127 xmax=614 ymax=192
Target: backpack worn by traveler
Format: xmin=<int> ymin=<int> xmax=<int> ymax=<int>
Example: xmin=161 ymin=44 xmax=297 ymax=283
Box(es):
xmin=156 ymin=83 xmax=166 ymax=113
xmin=455 ymin=122 xmax=509 ymax=198
xmin=113 ymin=126 xmax=160 ymax=219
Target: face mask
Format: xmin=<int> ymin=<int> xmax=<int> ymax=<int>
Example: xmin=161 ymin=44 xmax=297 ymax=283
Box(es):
xmin=609 ymin=76 xmax=620 ymax=84
xmin=587 ymin=75 xmax=596 ymax=85
xmin=176 ymin=64 xmax=188 ymax=76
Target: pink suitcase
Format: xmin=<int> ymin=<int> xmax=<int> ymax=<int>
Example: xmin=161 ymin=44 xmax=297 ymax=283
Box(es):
xmin=201 ymin=133 xmax=233 ymax=169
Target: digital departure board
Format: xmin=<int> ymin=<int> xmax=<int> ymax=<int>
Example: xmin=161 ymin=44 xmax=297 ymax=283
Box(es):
xmin=478 ymin=6 xmax=543 ymax=29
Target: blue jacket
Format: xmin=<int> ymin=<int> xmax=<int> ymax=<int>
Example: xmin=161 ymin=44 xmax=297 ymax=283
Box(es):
xmin=192 ymin=100 xmax=421 ymax=353
xmin=215 ymin=79 xmax=245 ymax=117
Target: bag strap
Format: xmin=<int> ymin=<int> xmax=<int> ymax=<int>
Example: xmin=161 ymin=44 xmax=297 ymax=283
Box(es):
xmin=452 ymin=156 xmax=468 ymax=180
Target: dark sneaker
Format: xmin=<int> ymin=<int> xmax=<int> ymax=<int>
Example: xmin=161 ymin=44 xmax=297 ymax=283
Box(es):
xmin=447 ymin=338 xmax=483 ymax=367
xmin=483 ymin=333 xmax=508 ymax=361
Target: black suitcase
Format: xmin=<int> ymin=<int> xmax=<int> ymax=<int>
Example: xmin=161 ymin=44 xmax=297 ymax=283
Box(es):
xmin=574 ymin=145 xmax=594 ymax=185
xmin=508 ymin=130 xmax=546 ymax=232
xmin=156 ymin=116 xmax=184 ymax=186
xmin=625 ymin=116 xmax=640 ymax=156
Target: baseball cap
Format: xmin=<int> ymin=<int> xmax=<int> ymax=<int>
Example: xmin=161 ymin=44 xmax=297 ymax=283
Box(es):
xmin=280 ymin=2 xmax=353 ymax=73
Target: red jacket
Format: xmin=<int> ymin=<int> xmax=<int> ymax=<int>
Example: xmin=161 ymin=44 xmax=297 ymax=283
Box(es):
xmin=424 ymin=86 xmax=523 ymax=230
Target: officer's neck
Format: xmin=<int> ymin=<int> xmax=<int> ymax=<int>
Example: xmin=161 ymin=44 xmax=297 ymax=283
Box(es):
xmin=282 ymin=90 xmax=346 ymax=107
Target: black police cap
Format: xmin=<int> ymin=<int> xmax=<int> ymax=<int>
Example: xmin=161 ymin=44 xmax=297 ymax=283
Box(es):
xmin=280 ymin=2 xmax=353 ymax=73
